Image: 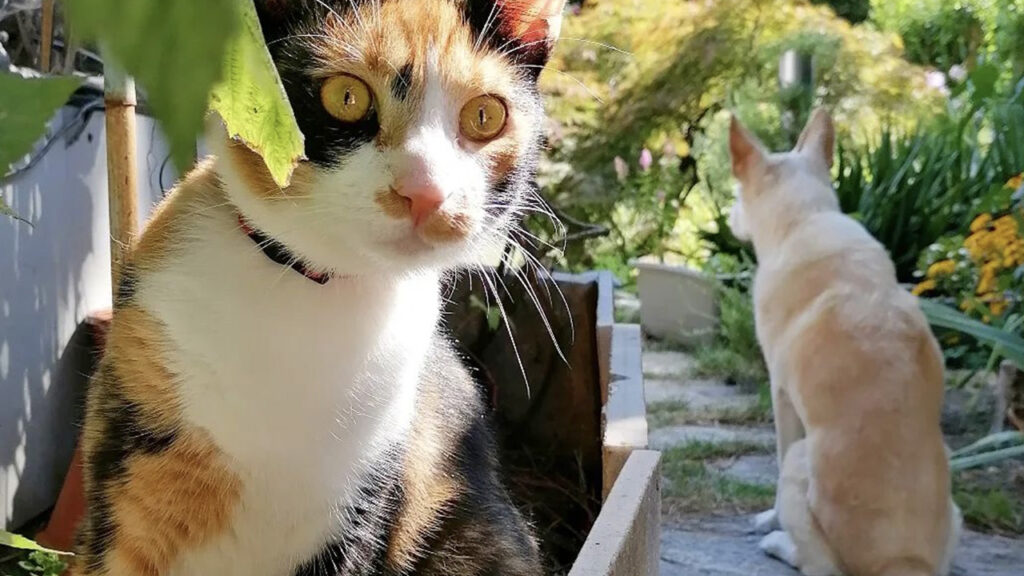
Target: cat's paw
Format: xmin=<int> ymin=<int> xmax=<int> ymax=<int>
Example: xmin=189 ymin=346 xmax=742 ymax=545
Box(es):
xmin=759 ymin=530 xmax=799 ymax=568
xmin=753 ymin=508 xmax=780 ymax=533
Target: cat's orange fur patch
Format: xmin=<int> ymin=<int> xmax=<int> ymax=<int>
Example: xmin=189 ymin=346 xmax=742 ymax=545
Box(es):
xmin=375 ymin=188 xmax=412 ymax=219
xmin=104 ymin=307 xmax=180 ymax=432
xmin=131 ymin=159 xmax=222 ymax=273
xmin=104 ymin=434 xmax=240 ymax=576
xmin=421 ymin=211 xmax=473 ymax=243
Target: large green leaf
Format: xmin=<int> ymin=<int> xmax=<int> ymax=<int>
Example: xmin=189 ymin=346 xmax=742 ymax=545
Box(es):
xmin=210 ymin=0 xmax=304 ymax=187
xmin=919 ymin=299 xmax=1024 ymax=366
xmin=0 ymin=530 xmax=72 ymax=556
xmin=0 ymin=74 xmax=81 ymax=224
xmin=67 ymin=0 xmax=240 ymax=173
xmin=0 ymin=75 xmax=82 ymax=176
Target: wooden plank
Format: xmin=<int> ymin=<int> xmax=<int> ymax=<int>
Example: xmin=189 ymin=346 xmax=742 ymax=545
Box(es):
xmin=570 ymin=450 xmax=662 ymax=576
xmin=595 ymin=271 xmax=615 ymax=405
xmin=602 ymin=323 xmax=648 ymax=499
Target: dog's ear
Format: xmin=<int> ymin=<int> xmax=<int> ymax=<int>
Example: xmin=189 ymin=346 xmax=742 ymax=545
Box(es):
xmin=795 ymin=108 xmax=835 ymax=169
xmin=729 ymin=115 xmax=767 ymax=181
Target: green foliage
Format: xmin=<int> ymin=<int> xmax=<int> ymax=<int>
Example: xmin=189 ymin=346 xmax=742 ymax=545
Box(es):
xmin=0 ymin=551 xmax=68 ymax=576
xmin=834 ymin=86 xmax=1024 ymax=282
xmin=834 ymin=128 xmax=984 ymax=281
xmin=811 ymin=0 xmax=870 ymax=23
xmin=67 ymin=0 xmax=240 ymax=173
xmin=0 ymin=75 xmax=83 ymax=222
xmin=919 ymin=299 xmax=1024 ymax=366
xmin=209 ymin=0 xmax=304 ymax=187
xmin=954 ymin=485 xmax=1024 ymax=534
xmin=662 ymin=442 xmax=775 ymax=514
xmin=951 ymin=431 xmax=1024 ymax=471
xmin=871 ymin=0 xmax=984 ymax=71
xmin=0 ymin=531 xmax=70 ymax=576
xmin=541 ymin=0 xmax=939 ymax=273
xmin=692 ymin=255 xmax=769 ymax=390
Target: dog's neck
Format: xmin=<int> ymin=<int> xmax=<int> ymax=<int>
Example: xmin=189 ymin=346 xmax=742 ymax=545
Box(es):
xmin=748 ymin=193 xmax=838 ymax=265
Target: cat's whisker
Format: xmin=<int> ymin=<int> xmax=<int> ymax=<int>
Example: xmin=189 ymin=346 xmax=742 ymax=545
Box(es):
xmin=345 ymin=0 xmax=370 ymax=36
xmin=504 ymin=249 xmax=568 ymax=364
xmin=514 ymin=239 xmax=574 ymax=342
xmin=267 ymin=33 xmax=335 ymax=47
xmin=473 ymin=0 xmax=503 ymax=54
xmin=479 ymin=268 xmax=532 ymax=398
xmin=516 ymin=64 xmax=604 ymax=103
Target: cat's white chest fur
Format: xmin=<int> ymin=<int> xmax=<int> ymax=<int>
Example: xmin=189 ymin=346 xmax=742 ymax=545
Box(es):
xmin=137 ymin=209 xmax=439 ymax=576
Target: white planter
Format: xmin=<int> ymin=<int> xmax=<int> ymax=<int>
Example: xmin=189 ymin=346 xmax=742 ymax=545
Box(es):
xmin=634 ymin=260 xmax=717 ymax=344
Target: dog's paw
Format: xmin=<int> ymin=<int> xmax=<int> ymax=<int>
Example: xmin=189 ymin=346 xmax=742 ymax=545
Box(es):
xmin=753 ymin=508 xmax=780 ymax=533
xmin=759 ymin=530 xmax=799 ymax=568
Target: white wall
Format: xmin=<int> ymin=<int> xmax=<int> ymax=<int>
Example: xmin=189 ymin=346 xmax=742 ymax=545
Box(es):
xmin=0 ymin=104 xmax=174 ymax=528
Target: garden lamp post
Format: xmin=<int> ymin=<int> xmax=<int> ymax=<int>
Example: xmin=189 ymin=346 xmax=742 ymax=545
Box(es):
xmin=778 ymin=49 xmax=815 ymax=147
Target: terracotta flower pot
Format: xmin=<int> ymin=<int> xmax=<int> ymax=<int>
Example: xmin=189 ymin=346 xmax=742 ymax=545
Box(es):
xmin=35 ymin=310 xmax=112 ymax=560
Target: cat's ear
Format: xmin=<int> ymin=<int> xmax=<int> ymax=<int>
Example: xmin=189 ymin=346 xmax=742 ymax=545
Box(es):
xmin=729 ymin=115 xmax=767 ymax=181
xmin=503 ymin=0 xmax=566 ymax=46
xmin=794 ymin=108 xmax=835 ymax=169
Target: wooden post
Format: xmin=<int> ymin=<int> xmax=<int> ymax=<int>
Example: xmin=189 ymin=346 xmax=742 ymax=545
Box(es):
xmin=40 ymin=0 xmax=55 ymax=72
xmin=103 ymin=57 xmax=138 ymax=293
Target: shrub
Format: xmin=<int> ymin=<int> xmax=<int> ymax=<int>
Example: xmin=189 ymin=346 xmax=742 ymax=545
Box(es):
xmin=835 ymin=85 xmax=1024 ymax=282
xmin=811 ymin=0 xmax=870 ymax=23
xmin=871 ymin=0 xmax=985 ymax=71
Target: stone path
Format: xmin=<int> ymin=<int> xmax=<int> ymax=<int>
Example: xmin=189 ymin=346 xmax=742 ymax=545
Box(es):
xmin=644 ymin=346 xmax=1024 ymax=576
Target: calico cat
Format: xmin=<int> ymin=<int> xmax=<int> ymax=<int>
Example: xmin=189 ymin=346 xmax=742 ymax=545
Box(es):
xmin=71 ymin=1 xmax=565 ymax=574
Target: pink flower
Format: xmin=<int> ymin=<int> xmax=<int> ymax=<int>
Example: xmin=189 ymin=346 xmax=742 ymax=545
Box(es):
xmin=639 ymin=148 xmax=653 ymax=171
xmin=613 ymin=156 xmax=629 ymax=181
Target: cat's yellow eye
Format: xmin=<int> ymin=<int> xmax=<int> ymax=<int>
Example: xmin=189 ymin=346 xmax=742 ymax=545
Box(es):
xmin=459 ymin=95 xmax=507 ymax=142
xmin=321 ymin=75 xmax=374 ymax=122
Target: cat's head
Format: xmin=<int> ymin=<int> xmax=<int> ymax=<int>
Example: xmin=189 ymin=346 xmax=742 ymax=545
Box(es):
xmin=728 ymin=108 xmax=839 ymax=246
xmin=215 ymin=0 xmax=565 ymax=276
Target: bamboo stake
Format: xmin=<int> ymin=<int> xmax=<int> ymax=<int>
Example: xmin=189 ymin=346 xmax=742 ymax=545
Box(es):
xmin=103 ymin=56 xmax=138 ymax=294
xmin=40 ymin=0 xmax=54 ymax=72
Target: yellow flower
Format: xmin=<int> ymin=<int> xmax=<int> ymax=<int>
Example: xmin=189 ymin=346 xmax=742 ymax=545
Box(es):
xmin=970 ymin=213 xmax=993 ymax=233
xmin=912 ymin=279 xmax=937 ymax=296
xmin=1007 ymin=174 xmax=1023 ymax=190
xmin=993 ymin=215 xmax=1018 ymax=234
xmin=977 ymin=264 xmax=999 ymax=294
xmin=927 ymin=260 xmax=956 ymax=278
xmin=991 ymin=299 xmax=1008 ymax=316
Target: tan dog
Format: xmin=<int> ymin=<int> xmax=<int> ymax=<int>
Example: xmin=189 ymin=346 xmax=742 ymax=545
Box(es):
xmin=728 ymin=109 xmax=961 ymax=576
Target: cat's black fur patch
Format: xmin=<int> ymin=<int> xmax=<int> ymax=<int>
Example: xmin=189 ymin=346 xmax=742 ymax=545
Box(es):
xmin=80 ymin=370 xmax=178 ymax=570
xmin=257 ymin=0 xmax=380 ymax=167
xmin=461 ymin=0 xmax=556 ymax=78
xmin=391 ymin=63 xmax=414 ymax=101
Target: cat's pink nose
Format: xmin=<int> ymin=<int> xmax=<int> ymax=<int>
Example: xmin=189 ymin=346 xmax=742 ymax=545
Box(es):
xmin=397 ymin=183 xmax=445 ymax=227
